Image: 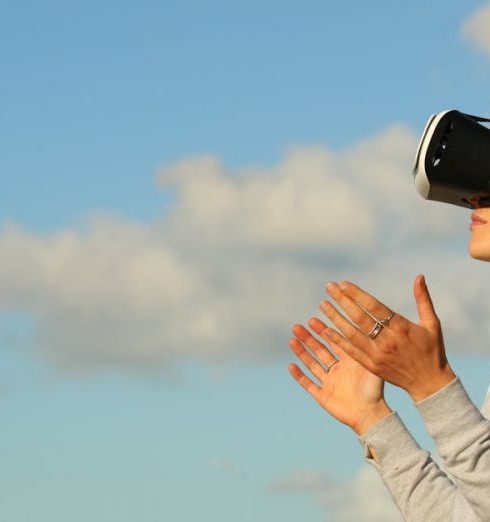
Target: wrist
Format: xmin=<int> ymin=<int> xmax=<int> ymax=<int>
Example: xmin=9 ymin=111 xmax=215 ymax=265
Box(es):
xmin=407 ymin=365 xmax=457 ymax=403
xmin=353 ymin=401 xmax=393 ymax=437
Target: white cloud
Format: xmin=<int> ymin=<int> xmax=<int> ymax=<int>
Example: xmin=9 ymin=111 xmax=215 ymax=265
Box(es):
xmin=461 ymin=3 xmax=490 ymax=56
xmin=0 ymin=218 xmax=202 ymax=373
xmin=269 ymin=466 xmax=402 ymax=522
xmin=157 ymin=149 xmax=376 ymax=253
xmin=269 ymin=468 xmax=332 ymax=492
xmin=0 ymin=122 xmax=487 ymax=375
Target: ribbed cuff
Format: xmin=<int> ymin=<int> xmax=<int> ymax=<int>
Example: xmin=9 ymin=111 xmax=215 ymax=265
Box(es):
xmin=414 ymin=376 xmax=485 ymax=445
xmin=358 ymin=411 xmax=421 ymax=468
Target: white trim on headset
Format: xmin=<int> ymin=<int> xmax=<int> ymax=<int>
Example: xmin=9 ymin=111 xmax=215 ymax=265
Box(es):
xmin=413 ymin=109 xmax=454 ymax=199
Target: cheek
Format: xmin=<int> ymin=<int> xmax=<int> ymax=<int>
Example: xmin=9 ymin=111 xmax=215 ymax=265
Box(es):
xmin=469 ymin=225 xmax=490 ymax=261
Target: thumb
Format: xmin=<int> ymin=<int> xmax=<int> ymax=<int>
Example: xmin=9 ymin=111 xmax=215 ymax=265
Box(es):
xmin=414 ymin=274 xmax=439 ymax=326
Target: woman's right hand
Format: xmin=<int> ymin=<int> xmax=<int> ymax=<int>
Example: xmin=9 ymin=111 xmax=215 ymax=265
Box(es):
xmin=289 ymin=318 xmax=392 ymax=436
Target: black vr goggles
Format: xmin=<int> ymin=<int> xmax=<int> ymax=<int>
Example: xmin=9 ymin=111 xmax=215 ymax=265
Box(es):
xmin=412 ymin=110 xmax=490 ymax=209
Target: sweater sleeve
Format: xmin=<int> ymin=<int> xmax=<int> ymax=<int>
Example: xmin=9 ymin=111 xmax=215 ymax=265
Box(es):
xmin=413 ymin=376 xmax=490 ymax=521
xmin=358 ymin=411 xmax=460 ymax=521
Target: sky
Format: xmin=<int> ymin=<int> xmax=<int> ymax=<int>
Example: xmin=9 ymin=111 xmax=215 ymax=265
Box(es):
xmin=2 ymin=1 xmax=490 ymax=520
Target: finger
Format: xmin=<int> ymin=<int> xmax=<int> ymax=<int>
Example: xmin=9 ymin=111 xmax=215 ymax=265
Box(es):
xmin=319 ymin=300 xmax=373 ymax=351
xmin=308 ymin=317 xmax=346 ymax=361
xmin=288 ymin=337 xmax=327 ymax=381
xmin=321 ymin=326 xmax=375 ymax=372
xmin=292 ymin=323 xmax=338 ymax=367
xmin=325 ymin=282 xmax=378 ymax=334
xmin=414 ymin=274 xmax=439 ymax=326
xmin=336 ymin=281 xmax=393 ymax=323
xmin=288 ymin=362 xmax=321 ymax=399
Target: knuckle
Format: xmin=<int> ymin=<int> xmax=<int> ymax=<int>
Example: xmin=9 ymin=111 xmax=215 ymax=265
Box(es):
xmin=364 ymin=297 xmax=378 ymax=313
xmin=379 ymin=340 xmax=396 ymax=355
xmin=428 ymin=317 xmax=441 ymax=329
xmin=353 ymin=310 xmax=368 ymax=326
xmin=395 ymin=321 xmax=410 ymax=337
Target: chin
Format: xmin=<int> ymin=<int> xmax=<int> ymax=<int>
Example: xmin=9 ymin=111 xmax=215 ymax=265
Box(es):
xmin=468 ymin=237 xmax=490 ymax=262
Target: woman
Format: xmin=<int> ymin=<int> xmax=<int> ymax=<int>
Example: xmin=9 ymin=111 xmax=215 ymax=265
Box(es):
xmin=288 ymin=205 xmax=490 ymax=521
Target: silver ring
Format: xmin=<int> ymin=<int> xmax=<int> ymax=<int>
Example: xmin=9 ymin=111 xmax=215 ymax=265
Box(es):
xmin=378 ymin=312 xmax=395 ymax=326
xmin=327 ymin=360 xmax=339 ymax=370
xmin=367 ymin=321 xmax=384 ymax=339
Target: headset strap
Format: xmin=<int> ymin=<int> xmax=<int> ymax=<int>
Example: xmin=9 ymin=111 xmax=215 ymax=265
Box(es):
xmin=464 ymin=113 xmax=490 ymax=123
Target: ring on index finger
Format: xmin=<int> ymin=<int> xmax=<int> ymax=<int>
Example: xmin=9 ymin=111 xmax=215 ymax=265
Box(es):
xmin=366 ymin=312 xmax=395 ymax=339
xmin=377 ymin=311 xmax=395 ymax=326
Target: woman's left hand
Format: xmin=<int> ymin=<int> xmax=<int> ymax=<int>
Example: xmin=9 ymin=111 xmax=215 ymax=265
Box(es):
xmin=318 ymin=274 xmax=457 ymax=402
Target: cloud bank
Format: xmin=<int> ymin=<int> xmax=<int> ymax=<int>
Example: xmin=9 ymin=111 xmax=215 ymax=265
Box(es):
xmin=0 ymin=123 xmax=487 ymax=375
xmin=461 ymin=3 xmax=490 ymax=56
xmin=269 ymin=466 xmax=402 ymax=521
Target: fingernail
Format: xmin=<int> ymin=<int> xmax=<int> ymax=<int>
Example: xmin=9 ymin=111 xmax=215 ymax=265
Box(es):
xmin=339 ymin=281 xmax=348 ymax=290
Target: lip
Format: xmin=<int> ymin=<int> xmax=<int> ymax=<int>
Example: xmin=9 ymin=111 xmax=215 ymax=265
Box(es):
xmin=470 ymin=211 xmax=488 ymax=230
xmin=471 ymin=212 xmax=486 ymax=225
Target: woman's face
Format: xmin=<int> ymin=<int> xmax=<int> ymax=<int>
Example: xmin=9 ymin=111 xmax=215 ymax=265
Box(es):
xmin=468 ymin=206 xmax=490 ymax=261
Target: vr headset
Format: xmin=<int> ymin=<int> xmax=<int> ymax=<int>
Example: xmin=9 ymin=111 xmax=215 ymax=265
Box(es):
xmin=412 ymin=109 xmax=490 ymax=208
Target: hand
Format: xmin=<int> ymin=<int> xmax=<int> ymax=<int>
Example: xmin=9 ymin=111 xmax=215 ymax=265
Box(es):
xmin=288 ymin=320 xmax=392 ymax=436
xmin=319 ymin=275 xmax=457 ymax=402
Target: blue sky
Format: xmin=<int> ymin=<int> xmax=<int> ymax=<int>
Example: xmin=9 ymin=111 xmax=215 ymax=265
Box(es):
xmin=2 ymin=1 xmax=490 ymax=521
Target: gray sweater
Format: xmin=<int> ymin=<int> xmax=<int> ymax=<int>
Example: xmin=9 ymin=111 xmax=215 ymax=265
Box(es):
xmin=358 ymin=376 xmax=490 ymax=521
